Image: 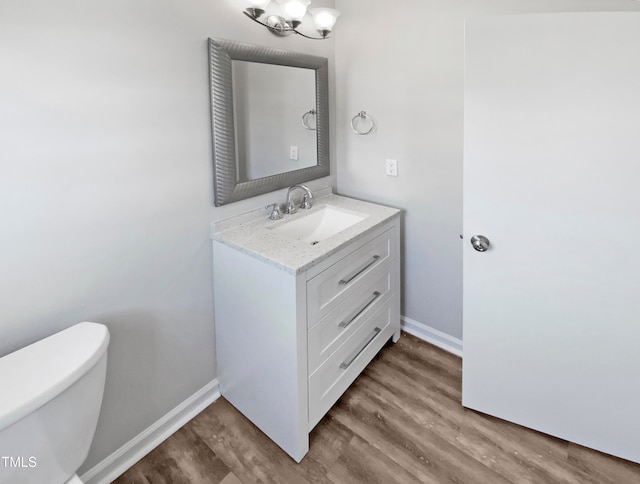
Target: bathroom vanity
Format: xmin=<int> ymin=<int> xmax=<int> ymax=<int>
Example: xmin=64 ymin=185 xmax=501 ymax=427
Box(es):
xmin=211 ymin=193 xmax=401 ymax=462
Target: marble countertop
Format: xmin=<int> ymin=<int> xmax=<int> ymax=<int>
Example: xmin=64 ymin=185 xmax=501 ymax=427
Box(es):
xmin=211 ymin=194 xmax=401 ymax=274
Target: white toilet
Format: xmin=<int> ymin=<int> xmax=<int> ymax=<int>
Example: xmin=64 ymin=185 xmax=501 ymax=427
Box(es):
xmin=0 ymin=322 xmax=109 ymax=484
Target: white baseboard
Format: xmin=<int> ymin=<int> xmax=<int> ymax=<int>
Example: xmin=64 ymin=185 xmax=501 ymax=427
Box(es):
xmin=401 ymin=316 xmax=463 ymax=357
xmin=81 ymin=379 xmax=220 ymax=484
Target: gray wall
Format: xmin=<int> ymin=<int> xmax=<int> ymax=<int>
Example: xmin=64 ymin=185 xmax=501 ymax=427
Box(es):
xmin=333 ymin=0 xmax=640 ymax=341
xmin=0 ymin=0 xmax=335 ymax=472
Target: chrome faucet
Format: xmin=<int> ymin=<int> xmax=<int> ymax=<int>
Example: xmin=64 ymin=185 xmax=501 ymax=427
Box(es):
xmin=285 ymin=185 xmax=313 ymax=214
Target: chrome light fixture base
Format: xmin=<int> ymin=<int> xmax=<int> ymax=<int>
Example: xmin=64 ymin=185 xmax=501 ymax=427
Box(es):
xmin=243 ymin=11 xmax=295 ymax=36
xmin=265 ymin=15 xmax=295 ymax=36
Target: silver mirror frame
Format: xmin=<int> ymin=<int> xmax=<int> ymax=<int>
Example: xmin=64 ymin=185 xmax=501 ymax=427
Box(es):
xmin=208 ymin=38 xmax=330 ymax=206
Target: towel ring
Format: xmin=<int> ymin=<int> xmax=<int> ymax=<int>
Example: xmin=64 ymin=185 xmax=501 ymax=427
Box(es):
xmin=302 ymin=109 xmax=316 ymax=130
xmin=351 ymin=111 xmax=374 ymax=135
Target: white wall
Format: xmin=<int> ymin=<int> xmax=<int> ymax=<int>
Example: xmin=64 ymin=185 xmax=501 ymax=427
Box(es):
xmin=0 ymin=0 xmax=334 ymax=472
xmin=333 ymin=0 xmax=640 ymax=341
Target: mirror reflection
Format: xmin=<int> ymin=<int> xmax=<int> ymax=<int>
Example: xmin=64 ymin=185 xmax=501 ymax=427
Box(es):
xmin=232 ymin=61 xmax=317 ymax=182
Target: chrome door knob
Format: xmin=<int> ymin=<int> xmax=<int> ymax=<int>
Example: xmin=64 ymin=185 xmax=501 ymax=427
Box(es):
xmin=471 ymin=235 xmax=490 ymax=252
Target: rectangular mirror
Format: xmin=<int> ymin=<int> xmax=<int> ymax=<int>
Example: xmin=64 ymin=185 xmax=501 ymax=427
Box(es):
xmin=208 ymin=38 xmax=330 ymax=206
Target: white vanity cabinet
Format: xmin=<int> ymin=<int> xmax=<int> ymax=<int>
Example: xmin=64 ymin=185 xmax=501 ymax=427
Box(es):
xmin=212 ymin=196 xmax=400 ymax=462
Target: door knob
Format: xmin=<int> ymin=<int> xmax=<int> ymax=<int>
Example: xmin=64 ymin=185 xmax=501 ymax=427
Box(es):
xmin=471 ymin=235 xmax=490 ymax=252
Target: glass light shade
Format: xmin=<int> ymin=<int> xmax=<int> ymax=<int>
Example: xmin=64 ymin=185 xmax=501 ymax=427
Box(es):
xmin=277 ymin=0 xmax=311 ymax=21
xmin=247 ymin=0 xmax=271 ymax=8
xmin=309 ymin=8 xmax=341 ymax=31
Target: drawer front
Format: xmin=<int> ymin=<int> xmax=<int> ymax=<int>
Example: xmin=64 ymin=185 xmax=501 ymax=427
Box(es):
xmin=308 ymin=302 xmax=393 ymax=430
xmin=307 ymin=228 xmax=395 ymax=326
xmin=308 ymin=268 xmax=393 ymax=374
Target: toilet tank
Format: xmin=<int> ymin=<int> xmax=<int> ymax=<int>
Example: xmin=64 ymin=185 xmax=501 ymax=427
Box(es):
xmin=0 ymin=322 xmax=110 ymax=484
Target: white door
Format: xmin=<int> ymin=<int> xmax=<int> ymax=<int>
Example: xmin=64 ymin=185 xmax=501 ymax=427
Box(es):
xmin=463 ymin=12 xmax=640 ymax=463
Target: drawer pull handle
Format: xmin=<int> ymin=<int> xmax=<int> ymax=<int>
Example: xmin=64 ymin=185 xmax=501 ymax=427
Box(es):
xmin=339 ymin=291 xmax=382 ymax=329
xmin=338 ymin=255 xmax=380 ymax=286
xmin=339 ymin=327 xmax=381 ymax=370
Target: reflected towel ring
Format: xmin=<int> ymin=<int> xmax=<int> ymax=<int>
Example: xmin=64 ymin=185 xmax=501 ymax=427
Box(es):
xmin=351 ymin=111 xmax=374 ymax=135
xmin=302 ymin=109 xmax=316 ymax=130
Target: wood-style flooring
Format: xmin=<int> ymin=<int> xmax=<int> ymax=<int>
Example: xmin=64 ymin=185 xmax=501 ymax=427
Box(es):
xmin=113 ymin=333 xmax=640 ymax=483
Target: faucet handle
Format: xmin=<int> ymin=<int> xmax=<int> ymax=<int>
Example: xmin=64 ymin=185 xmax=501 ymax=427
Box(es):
xmin=266 ymin=203 xmax=283 ymax=220
xmin=300 ymin=194 xmax=313 ymax=209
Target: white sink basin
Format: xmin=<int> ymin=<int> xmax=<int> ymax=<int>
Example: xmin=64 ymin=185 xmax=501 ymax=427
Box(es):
xmin=269 ymin=205 xmax=368 ymax=244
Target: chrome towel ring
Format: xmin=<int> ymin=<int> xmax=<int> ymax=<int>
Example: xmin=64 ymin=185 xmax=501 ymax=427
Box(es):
xmin=351 ymin=111 xmax=374 ymax=135
xmin=302 ymin=109 xmax=316 ymax=130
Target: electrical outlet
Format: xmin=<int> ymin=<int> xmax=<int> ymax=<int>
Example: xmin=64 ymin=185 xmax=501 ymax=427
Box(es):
xmin=385 ymin=159 xmax=398 ymax=176
xmin=290 ymin=146 xmax=299 ymax=161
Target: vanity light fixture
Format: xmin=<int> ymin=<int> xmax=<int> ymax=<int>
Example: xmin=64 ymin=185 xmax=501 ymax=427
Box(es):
xmin=242 ymin=0 xmax=341 ymax=40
